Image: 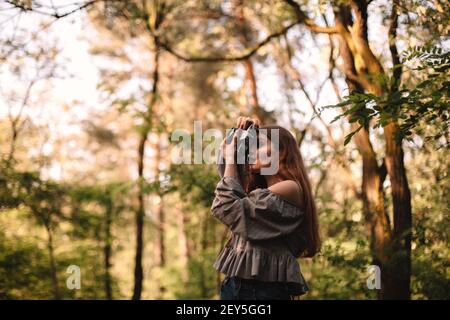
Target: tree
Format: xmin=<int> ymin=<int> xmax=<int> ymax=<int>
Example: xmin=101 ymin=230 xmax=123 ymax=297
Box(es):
xmin=0 ymin=163 xmax=66 ymax=299
xmin=318 ymin=1 xmax=448 ymax=299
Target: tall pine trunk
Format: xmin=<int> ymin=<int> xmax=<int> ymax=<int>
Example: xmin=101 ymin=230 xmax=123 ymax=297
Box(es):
xmin=176 ymin=203 xmax=190 ymax=283
xmin=132 ymin=132 xmax=147 ymax=300
xmin=153 ymin=133 xmax=166 ymax=299
xmin=132 ymin=34 xmax=161 ymax=300
xmin=104 ymin=196 xmax=113 ymax=300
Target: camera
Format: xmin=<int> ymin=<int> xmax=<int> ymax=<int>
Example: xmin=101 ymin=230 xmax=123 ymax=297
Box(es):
xmin=226 ymin=123 xmax=259 ymax=165
xmin=223 ymin=123 xmax=260 ymax=188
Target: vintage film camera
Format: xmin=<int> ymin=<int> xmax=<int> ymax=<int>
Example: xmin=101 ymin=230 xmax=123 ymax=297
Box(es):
xmin=225 ymin=123 xmax=260 ymax=188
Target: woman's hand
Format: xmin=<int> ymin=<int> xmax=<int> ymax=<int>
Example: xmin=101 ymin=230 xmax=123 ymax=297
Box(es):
xmin=221 ymin=131 xmax=237 ymax=164
xmin=221 ymin=116 xmax=260 ymax=164
xmin=222 ymin=132 xmax=239 ymax=179
xmin=236 ymin=116 xmax=260 ymax=129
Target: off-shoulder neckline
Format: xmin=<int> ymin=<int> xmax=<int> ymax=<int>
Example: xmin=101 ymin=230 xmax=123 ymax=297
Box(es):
xmin=259 ymin=188 xmax=303 ymax=210
xmin=221 ymin=176 xmax=303 ymax=210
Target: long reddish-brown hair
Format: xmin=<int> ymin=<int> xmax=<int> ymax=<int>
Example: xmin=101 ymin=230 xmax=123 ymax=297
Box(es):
xmin=244 ymin=124 xmax=320 ymax=258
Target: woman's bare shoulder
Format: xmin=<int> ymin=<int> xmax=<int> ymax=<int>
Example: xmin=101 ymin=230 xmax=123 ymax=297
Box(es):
xmin=268 ymin=180 xmax=303 ymax=207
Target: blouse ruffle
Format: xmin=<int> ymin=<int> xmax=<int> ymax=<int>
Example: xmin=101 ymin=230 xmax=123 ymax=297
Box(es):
xmin=213 ymin=233 xmax=309 ymax=295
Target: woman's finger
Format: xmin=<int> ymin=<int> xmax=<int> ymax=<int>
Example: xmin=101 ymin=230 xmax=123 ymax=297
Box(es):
xmin=236 ymin=116 xmax=259 ymax=130
xmin=245 ymin=117 xmax=254 ymax=129
xmin=236 ymin=116 xmax=244 ymax=128
xmin=238 ymin=117 xmax=245 ymax=129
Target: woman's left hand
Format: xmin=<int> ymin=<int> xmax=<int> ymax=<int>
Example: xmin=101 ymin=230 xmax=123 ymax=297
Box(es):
xmin=221 ymin=131 xmax=238 ymax=164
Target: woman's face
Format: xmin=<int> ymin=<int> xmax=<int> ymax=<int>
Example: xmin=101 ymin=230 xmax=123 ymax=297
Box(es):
xmin=249 ymin=133 xmax=272 ymax=172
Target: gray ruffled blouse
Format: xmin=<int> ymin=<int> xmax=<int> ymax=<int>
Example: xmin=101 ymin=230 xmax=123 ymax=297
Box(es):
xmin=211 ymin=152 xmax=309 ymax=296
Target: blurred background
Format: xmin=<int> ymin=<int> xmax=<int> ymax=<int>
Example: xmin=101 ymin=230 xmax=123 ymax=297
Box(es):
xmin=0 ymin=0 xmax=448 ymax=300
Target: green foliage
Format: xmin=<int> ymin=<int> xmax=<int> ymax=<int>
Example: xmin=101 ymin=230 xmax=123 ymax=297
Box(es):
xmin=408 ymin=145 xmax=450 ymax=299
xmin=174 ymin=249 xmax=219 ymax=300
xmin=68 ymin=182 xmax=130 ymax=239
xmin=0 ymin=229 xmax=53 ymax=299
xmin=168 ymin=163 xmax=218 ymax=209
xmin=166 ymin=154 xmax=223 ymax=299
xmin=322 ymin=45 xmax=449 ymax=146
xmin=0 ymin=223 xmax=118 ymax=299
xmin=305 ymin=240 xmax=375 ymax=299
xmin=0 ymin=160 xmax=128 ymax=299
xmin=0 ymin=159 xmax=66 ymax=229
xmin=303 ymin=184 xmax=377 ymax=299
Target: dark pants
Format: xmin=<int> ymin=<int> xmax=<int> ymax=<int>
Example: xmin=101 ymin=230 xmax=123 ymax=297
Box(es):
xmin=220 ymin=276 xmax=293 ymax=300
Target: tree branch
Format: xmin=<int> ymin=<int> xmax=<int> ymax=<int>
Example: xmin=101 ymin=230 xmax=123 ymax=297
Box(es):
xmin=388 ymin=0 xmax=402 ymax=91
xmin=284 ymin=0 xmax=338 ymax=34
xmin=158 ymin=20 xmax=301 ymax=62
xmin=5 ymin=0 xmax=101 ymax=18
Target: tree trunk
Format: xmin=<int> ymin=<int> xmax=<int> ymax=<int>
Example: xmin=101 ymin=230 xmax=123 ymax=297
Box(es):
xmin=199 ymin=213 xmax=209 ymax=298
xmin=383 ymin=2 xmax=412 ymax=299
xmin=132 ymin=131 xmax=147 ymax=300
xmin=243 ymin=59 xmax=261 ymax=120
xmin=153 ymin=133 xmax=166 ymax=299
xmin=334 ymin=2 xmax=412 ymax=299
xmin=45 ymin=224 xmax=60 ymax=300
xmin=334 ymin=4 xmax=394 ymax=299
xmin=8 ymin=123 xmax=18 ymax=162
xmin=383 ymin=122 xmax=412 ymax=299
xmin=104 ymin=196 xmax=113 ymax=300
xmin=176 ymin=203 xmax=190 ymax=283
xmin=132 ymin=32 xmax=161 ymax=299
xmin=232 ymin=0 xmax=262 ymax=121
xmin=352 ymin=123 xmax=394 ymax=299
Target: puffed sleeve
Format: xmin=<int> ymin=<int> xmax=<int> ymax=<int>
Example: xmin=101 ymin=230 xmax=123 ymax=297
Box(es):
xmin=211 ymin=175 xmax=305 ymax=241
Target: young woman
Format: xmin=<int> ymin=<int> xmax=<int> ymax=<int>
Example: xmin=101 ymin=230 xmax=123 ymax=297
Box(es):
xmin=211 ymin=117 xmax=320 ymax=300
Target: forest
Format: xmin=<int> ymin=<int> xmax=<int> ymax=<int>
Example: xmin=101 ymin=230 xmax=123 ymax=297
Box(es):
xmin=0 ymin=0 xmax=448 ymax=300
